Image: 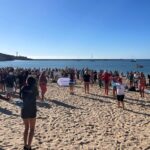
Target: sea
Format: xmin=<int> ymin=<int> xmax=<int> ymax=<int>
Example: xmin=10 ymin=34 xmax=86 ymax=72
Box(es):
xmin=0 ymin=59 xmax=150 ymax=74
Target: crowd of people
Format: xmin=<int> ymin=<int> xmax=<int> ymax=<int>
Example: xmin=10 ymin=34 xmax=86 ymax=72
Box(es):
xmin=0 ymin=67 xmax=149 ymax=110
xmin=0 ymin=67 xmax=149 ymax=101
xmin=0 ymin=67 xmax=149 ymax=150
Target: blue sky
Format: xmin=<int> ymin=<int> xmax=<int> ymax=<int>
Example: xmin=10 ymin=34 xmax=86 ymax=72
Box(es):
xmin=0 ymin=0 xmax=150 ymax=59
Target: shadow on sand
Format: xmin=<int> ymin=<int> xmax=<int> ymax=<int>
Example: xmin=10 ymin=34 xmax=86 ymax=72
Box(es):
xmin=0 ymin=97 xmax=51 ymax=109
xmin=90 ymin=93 xmax=150 ymax=108
xmin=49 ymin=99 xmax=80 ymax=109
xmin=124 ymin=108 xmax=150 ymax=117
xmin=77 ymin=93 xmax=150 ymax=116
xmin=0 ymin=106 xmax=19 ymax=117
xmin=36 ymin=101 xmax=51 ymax=109
xmin=74 ymin=93 xmax=111 ymax=104
xmin=124 ymin=99 xmax=150 ymax=108
xmin=90 ymin=93 xmax=115 ymax=99
xmin=125 ymin=96 xmax=150 ymax=103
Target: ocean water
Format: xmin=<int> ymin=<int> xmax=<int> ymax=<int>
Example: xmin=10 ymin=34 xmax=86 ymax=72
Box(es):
xmin=0 ymin=60 xmax=150 ymax=74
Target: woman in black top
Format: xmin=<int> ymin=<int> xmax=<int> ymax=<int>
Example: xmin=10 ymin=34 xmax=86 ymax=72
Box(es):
xmin=83 ymin=70 xmax=90 ymax=94
xmin=20 ymin=77 xmax=39 ymax=150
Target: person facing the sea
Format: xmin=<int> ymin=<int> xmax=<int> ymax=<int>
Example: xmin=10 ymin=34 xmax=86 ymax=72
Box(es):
xmin=98 ymin=70 xmax=103 ymax=88
xmin=20 ymin=77 xmax=39 ymax=150
xmin=116 ymin=78 xmax=125 ymax=109
xmin=5 ymin=70 xmax=16 ymax=100
xmin=69 ymin=69 xmax=75 ymax=95
xmin=0 ymin=69 xmax=6 ymax=92
xmin=18 ymin=70 xmax=28 ymax=91
xmin=39 ymin=71 xmax=47 ymax=101
xmin=102 ymin=70 xmax=111 ymax=95
xmin=147 ymin=74 xmax=150 ymax=86
xmin=83 ymin=70 xmax=90 ymax=94
xmin=139 ymin=72 xmax=146 ymax=98
xmin=111 ymin=74 xmax=118 ymax=97
xmin=128 ymin=72 xmax=134 ymax=88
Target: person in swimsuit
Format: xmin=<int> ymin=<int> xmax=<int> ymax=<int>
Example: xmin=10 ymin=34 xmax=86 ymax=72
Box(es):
xmin=39 ymin=71 xmax=47 ymax=101
xmin=20 ymin=77 xmax=39 ymax=150
xmin=102 ymin=71 xmax=110 ymax=95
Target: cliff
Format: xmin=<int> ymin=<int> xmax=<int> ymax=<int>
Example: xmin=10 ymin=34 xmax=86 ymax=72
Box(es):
xmin=0 ymin=53 xmax=31 ymax=61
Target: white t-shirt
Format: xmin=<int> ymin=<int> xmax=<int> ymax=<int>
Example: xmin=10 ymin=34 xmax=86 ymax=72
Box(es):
xmin=116 ymin=83 xmax=125 ymax=95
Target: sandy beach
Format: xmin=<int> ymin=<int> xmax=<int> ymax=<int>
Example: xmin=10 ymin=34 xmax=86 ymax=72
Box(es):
xmin=0 ymin=81 xmax=150 ymax=150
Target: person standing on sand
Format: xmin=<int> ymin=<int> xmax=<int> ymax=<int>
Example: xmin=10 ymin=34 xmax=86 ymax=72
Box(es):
xmin=116 ymin=78 xmax=125 ymax=109
xmin=98 ymin=70 xmax=103 ymax=88
xmin=69 ymin=69 xmax=75 ymax=94
xmin=129 ymin=72 xmax=134 ymax=88
xmin=147 ymin=74 xmax=150 ymax=86
xmin=0 ymin=70 xmax=5 ymax=92
xmin=139 ymin=72 xmax=146 ymax=98
xmin=20 ymin=77 xmax=39 ymax=150
xmin=5 ymin=70 xmax=16 ymax=100
xmin=83 ymin=70 xmax=90 ymax=94
xmin=39 ymin=71 xmax=47 ymax=101
xmin=18 ymin=71 xmax=28 ymax=91
xmin=102 ymin=70 xmax=111 ymax=95
xmin=111 ymin=74 xmax=118 ymax=97
xmin=90 ymin=70 xmax=94 ymax=87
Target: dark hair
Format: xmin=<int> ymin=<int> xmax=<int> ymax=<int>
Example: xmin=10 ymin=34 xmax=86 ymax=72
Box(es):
xmin=27 ymin=77 xmax=36 ymax=86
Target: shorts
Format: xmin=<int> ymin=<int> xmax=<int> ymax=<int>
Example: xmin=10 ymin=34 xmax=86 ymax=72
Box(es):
xmin=21 ymin=108 xmax=37 ymax=119
xmin=69 ymin=82 xmax=74 ymax=86
xmin=69 ymin=80 xmax=75 ymax=86
xmin=117 ymin=95 xmax=124 ymax=102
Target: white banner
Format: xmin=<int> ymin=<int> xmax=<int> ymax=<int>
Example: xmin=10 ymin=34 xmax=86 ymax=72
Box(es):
xmin=57 ymin=78 xmax=70 ymax=86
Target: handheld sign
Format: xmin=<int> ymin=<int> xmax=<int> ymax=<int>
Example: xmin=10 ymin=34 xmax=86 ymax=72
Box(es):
xmin=57 ymin=78 xmax=70 ymax=86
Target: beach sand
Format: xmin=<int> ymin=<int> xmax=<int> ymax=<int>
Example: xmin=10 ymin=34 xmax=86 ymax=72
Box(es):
xmin=0 ymin=82 xmax=150 ymax=150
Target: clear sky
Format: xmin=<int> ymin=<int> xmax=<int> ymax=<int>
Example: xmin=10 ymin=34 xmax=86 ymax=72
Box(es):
xmin=0 ymin=0 xmax=150 ymax=59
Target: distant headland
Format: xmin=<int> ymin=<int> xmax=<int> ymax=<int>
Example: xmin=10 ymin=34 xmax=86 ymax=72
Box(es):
xmin=0 ymin=53 xmax=32 ymax=61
